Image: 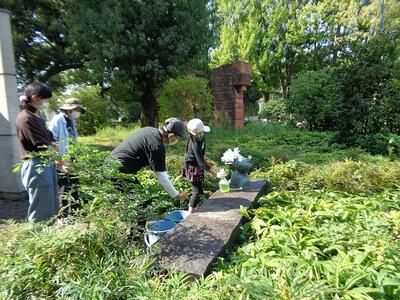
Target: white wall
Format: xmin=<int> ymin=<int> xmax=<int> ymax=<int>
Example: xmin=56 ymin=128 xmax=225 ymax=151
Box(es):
xmin=0 ymin=8 xmax=26 ymax=200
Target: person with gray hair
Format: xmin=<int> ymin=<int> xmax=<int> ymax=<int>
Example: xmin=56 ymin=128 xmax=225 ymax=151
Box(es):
xmin=111 ymin=118 xmax=189 ymax=201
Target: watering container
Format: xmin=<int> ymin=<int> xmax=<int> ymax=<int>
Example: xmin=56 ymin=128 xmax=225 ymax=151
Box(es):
xmin=144 ymin=220 xmax=176 ymax=247
xmin=164 ymin=210 xmax=190 ymax=223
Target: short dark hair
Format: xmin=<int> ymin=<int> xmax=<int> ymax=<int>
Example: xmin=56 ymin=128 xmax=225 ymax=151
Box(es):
xmin=25 ymin=82 xmax=52 ymax=101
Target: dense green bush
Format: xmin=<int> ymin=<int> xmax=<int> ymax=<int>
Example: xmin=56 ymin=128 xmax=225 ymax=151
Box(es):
xmin=157 ymin=76 xmax=214 ymax=122
xmin=259 ymin=98 xmax=289 ymax=122
xmin=288 ymin=68 xmax=342 ymax=130
xmin=252 ymin=158 xmax=400 ymax=195
xmin=221 ymin=190 xmax=400 ymax=299
xmin=69 ymin=85 xmax=110 ymax=136
xmin=289 ymin=33 xmax=400 ymax=154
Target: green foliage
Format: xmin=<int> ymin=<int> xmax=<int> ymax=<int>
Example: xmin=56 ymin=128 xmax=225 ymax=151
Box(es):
xmin=288 ymin=69 xmax=342 ymax=130
xmin=1 ymin=0 xmax=82 ymax=88
xmin=158 ymin=76 xmax=214 ymax=123
xmin=259 ymin=99 xmax=289 ymax=122
xmin=288 ymin=32 xmax=400 ymax=153
xmin=2 ymin=123 xmax=400 ymax=298
xmin=66 ymin=0 xmax=213 ymax=126
xmin=67 ymin=86 xmax=110 ymax=136
xmin=253 ymin=158 xmax=400 ymax=195
xmin=211 ymin=0 xmax=400 ymax=101
xmin=216 ymin=190 xmax=400 ymax=299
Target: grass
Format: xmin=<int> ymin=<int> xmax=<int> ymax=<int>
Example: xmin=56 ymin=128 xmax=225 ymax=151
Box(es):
xmin=78 ymin=124 xmax=139 ymax=151
xmin=1 ymin=122 xmax=400 ymax=299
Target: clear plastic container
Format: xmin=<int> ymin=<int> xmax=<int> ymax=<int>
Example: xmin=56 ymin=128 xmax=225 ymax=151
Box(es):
xmin=217 ymin=169 xmax=230 ymax=192
xmin=219 ymin=178 xmax=230 ymax=192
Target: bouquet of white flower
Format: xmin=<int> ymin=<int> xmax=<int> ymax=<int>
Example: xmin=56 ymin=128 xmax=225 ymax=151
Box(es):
xmin=220 ymin=148 xmax=252 ymax=190
xmin=221 ymin=147 xmax=252 ymax=165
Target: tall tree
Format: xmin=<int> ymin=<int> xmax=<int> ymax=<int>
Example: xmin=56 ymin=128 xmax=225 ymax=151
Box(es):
xmin=0 ymin=0 xmax=83 ymax=88
xmin=65 ymin=0 xmax=213 ymax=127
xmin=210 ymin=0 xmax=400 ymax=99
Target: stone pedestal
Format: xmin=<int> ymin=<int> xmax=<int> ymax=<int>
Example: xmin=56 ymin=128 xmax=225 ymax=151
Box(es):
xmin=0 ymin=8 xmax=26 ymax=200
xmin=209 ymin=61 xmax=252 ymax=129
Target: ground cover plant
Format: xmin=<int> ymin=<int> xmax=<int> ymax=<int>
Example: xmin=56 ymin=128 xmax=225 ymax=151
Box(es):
xmin=1 ymin=123 xmax=399 ymax=299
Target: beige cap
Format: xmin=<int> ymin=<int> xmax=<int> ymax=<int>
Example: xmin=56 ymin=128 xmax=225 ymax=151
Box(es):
xmin=60 ymin=98 xmax=86 ymax=113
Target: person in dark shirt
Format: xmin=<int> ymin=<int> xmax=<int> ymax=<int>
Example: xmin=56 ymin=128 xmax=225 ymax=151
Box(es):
xmin=183 ymin=118 xmax=217 ymax=213
xmin=111 ymin=118 xmax=189 ymax=201
xmin=16 ymin=82 xmax=59 ymax=222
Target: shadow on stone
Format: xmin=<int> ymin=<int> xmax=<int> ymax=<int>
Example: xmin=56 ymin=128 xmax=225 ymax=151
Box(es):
xmin=153 ymin=180 xmax=267 ymax=278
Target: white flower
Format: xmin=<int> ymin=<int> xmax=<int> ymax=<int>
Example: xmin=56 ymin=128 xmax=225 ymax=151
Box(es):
xmin=221 ymin=147 xmax=251 ymax=165
xmin=221 ymin=148 xmax=236 ymax=164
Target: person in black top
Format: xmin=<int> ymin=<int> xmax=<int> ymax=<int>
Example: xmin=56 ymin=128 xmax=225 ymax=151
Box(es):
xmin=183 ymin=118 xmax=217 ymax=213
xmin=111 ymin=118 xmax=189 ymax=201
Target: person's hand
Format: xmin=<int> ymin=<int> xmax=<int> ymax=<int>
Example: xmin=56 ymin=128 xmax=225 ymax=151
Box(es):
xmin=52 ymin=142 xmax=60 ymax=152
xmin=175 ymin=191 xmax=188 ymax=201
xmin=206 ymin=158 xmax=216 ymax=167
xmin=209 ymin=168 xmax=218 ymax=177
xmin=55 ymin=160 xmax=63 ymax=170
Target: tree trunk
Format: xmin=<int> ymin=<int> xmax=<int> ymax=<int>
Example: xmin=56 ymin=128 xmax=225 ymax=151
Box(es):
xmin=140 ymin=89 xmax=158 ymax=127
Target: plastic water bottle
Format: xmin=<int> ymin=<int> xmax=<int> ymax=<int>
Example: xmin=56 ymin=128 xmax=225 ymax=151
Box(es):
xmin=217 ymin=169 xmax=230 ymax=193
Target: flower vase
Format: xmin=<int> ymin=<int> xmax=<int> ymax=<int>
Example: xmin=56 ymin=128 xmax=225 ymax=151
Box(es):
xmin=230 ymin=159 xmax=252 ymax=190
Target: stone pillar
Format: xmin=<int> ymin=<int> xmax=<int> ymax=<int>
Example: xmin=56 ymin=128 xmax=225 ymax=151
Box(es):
xmin=209 ymin=61 xmax=251 ymax=129
xmin=0 ymin=8 xmax=26 ymax=200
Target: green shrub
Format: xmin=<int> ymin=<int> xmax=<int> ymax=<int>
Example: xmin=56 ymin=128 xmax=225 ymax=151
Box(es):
xmin=253 ymin=158 xmax=400 ymax=195
xmin=288 ymin=68 xmax=342 ymax=130
xmin=259 ymin=98 xmax=289 ymax=122
xmin=227 ymin=190 xmax=400 ymax=299
xmin=68 ymin=85 xmax=110 ymax=136
xmin=289 ymin=33 xmax=400 ymax=155
xmin=355 ymin=133 xmax=400 ymax=158
xmin=158 ymin=76 xmax=214 ymax=123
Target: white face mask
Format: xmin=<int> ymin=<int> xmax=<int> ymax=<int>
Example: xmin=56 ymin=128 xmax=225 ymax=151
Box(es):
xmin=34 ymin=101 xmax=49 ymax=111
xmin=71 ymin=111 xmax=81 ymax=119
xmin=168 ymin=136 xmax=179 ymax=146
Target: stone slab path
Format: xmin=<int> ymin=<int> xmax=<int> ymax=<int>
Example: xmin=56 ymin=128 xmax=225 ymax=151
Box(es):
xmin=155 ymin=180 xmax=267 ymax=278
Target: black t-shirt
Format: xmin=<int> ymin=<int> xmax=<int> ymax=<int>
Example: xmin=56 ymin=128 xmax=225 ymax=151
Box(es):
xmin=184 ymin=136 xmax=211 ymax=171
xmin=111 ymin=127 xmax=166 ymax=174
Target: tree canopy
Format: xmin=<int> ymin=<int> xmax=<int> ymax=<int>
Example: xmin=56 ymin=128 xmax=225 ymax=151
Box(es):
xmin=64 ymin=0 xmax=213 ymax=126
xmin=0 ymin=0 xmax=82 ymax=88
xmin=211 ymin=0 xmax=400 ymax=99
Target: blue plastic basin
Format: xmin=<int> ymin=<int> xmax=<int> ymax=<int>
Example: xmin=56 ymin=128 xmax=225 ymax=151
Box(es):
xmin=144 ymin=220 xmax=177 ymax=247
xmin=164 ymin=210 xmax=190 ymax=223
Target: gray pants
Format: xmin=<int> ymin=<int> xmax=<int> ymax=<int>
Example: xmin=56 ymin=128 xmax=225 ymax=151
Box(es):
xmin=21 ymin=158 xmax=59 ymax=222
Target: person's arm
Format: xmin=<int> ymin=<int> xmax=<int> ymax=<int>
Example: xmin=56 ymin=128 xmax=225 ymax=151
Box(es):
xmin=24 ymin=116 xmax=55 ymax=149
xmin=47 ymin=115 xmax=60 ymax=141
xmin=149 ymin=147 xmax=188 ymax=200
xmin=155 ymin=171 xmax=179 ymax=198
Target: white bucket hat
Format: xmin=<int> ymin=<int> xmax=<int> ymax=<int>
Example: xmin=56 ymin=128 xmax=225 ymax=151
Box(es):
xmin=187 ymin=118 xmax=210 ymax=134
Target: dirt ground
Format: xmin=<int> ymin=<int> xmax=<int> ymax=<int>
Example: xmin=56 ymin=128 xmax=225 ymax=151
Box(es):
xmin=0 ymin=198 xmax=28 ymax=223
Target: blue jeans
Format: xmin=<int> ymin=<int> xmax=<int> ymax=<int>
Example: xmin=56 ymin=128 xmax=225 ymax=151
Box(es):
xmin=21 ymin=158 xmax=59 ymax=222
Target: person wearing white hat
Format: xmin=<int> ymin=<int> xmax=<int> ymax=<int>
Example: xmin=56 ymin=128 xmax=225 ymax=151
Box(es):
xmin=48 ymin=98 xmax=86 ymax=214
xmin=183 ymin=118 xmax=217 ymax=213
